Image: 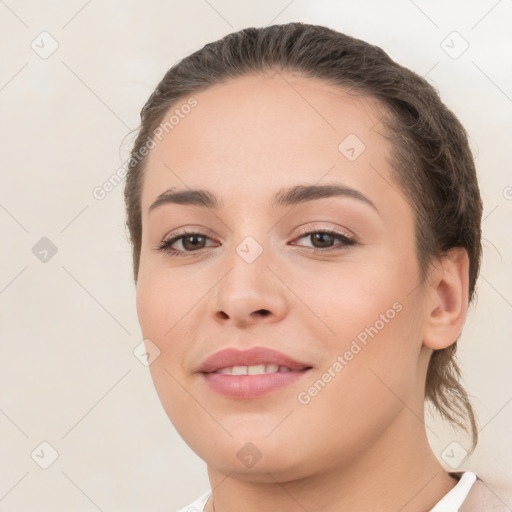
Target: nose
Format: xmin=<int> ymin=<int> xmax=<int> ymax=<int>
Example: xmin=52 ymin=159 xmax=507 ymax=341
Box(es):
xmin=210 ymin=243 xmax=288 ymax=328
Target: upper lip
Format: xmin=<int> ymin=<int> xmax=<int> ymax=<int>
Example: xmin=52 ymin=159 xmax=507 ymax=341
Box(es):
xmin=197 ymin=347 xmax=312 ymax=374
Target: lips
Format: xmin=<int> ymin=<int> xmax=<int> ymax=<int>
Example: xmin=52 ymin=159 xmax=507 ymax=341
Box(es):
xmin=197 ymin=346 xmax=312 ymax=374
xmin=198 ymin=346 xmax=313 ymax=399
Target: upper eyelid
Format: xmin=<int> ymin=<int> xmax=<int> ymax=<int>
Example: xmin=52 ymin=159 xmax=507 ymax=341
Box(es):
xmin=163 ymin=225 xmax=354 ymax=241
xmin=162 ymin=225 xmax=215 ymax=241
xmin=162 ymin=226 xmax=356 ymax=251
xmin=296 ymin=224 xmax=355 ymax=239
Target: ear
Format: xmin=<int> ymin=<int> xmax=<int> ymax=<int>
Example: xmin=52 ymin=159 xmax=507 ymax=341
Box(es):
xmin=422 ymin=248 xmax=470 ymax=350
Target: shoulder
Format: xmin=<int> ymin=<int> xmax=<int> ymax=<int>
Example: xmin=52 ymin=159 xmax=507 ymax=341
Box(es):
xmin=174 ymin=489 xmax=212 ymax=512
xmin=459 ymin=476 xmax=511 ymax=512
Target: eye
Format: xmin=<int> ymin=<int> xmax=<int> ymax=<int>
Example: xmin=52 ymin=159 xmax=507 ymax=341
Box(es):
xmin=156 ymin=230 xmax=217 ymax=256
xmin=292 ymin=228 xmax=357 ymax=253
xmin=156 ymin=227 xmax=357 ymax=257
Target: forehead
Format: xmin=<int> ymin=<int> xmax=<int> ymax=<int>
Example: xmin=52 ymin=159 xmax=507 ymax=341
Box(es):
xmin=141 ymin=71 xmax=394 ymax=212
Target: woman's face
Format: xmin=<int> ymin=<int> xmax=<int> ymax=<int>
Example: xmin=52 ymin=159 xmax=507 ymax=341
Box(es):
xmin=136 ymin=71 xmax=433 ymax=480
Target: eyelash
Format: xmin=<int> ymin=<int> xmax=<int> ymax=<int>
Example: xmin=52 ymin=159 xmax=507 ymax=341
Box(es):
xmin=156 ymin=227 xmax=357 ymax=257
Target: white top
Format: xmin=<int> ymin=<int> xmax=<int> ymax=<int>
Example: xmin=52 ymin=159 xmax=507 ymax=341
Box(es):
xmin=429 ymin=472 xmax=477 ymax=511
xmin=175 ymin=471 xmax=478 ymax=512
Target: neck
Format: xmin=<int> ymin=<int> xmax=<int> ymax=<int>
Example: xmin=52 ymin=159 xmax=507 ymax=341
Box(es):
xmin=204 ymin=410 xmax=459 ymax=512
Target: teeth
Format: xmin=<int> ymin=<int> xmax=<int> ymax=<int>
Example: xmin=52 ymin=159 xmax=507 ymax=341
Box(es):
xmin=248 ymin=364 xmax=266 ymax=375
xmin=215 ymin=364 xmax=294 ymax=375
xmin=265 ymin=363 xmax=279 ymax=373
xmin=232 ymin=365 xmax=247 ymax=375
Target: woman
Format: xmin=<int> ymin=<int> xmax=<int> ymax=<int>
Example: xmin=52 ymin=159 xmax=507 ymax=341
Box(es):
xmin=124 ymin=22 xmax=506 ymax=512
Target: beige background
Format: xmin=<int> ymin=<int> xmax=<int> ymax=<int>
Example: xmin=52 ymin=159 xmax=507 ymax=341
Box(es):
xmin=1 ymin=0 xmax=511 ymax=510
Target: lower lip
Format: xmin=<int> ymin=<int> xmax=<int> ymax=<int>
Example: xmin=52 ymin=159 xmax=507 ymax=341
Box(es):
xmin=202 ymin=369 xmax=311 ymax=399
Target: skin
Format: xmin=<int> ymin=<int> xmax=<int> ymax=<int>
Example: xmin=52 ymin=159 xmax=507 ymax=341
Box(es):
xmin=135 ymin=70 xmax=470 ymax=512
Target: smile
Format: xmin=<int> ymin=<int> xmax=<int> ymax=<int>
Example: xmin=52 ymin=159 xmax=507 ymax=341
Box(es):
xmin=213 ymin=364 xmax=299 ymax=375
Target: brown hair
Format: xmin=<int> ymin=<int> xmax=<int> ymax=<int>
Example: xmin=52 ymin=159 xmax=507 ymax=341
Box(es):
xmin=124 ymin=22 xmax=482 ymax=451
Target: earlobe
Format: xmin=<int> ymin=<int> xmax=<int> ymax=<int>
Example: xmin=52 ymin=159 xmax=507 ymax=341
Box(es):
xmin=422 ymin=248 xmax=470 ymax=350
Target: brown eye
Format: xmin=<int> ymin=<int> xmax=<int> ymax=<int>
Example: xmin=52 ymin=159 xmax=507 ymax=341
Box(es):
xmin=157 ymin=232 xmax=215 ymax=256
xmin=293 ymin=229 xmax=356 ymax=253
xmin=180 ymin=234 xmax=208 ymax=251
xmin=309 ymin=232 xmax=337 ymax=249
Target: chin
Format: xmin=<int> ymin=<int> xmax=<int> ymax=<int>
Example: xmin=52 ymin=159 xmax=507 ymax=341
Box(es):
xmin=200 ymin=437 xmax=320 ymax=481
xmin=208 ymin=454 xmax=309 ymax=483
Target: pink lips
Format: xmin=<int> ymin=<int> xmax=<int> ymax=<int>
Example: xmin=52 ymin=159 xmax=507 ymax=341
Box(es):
xmin=198 ymin=347 xmax=311 ymax=373
xmin=198 ymin=347 xmax=312 ymax=399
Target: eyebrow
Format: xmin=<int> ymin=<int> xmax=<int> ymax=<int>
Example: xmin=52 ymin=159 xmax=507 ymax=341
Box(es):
xmin=148 ymin=183 xmax=378 ymax=214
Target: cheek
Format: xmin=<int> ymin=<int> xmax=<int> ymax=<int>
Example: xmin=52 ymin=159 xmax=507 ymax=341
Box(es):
xmin=293 ymin=247 xmax=418 ymax=340
xmin=292 ymin=248 xmax=423 ymax=396
xmin=136 ymin=269 xmax=190 ymax=341
xmin=289 ymin=285 xmax=423 ymax=469
xmin=135 ymin=273 xmax=196 ymax=424
xmin=135 ymin=268 xmax=205 ymax=387
xmin=136 ymin=278 xmax=165 ymax=341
